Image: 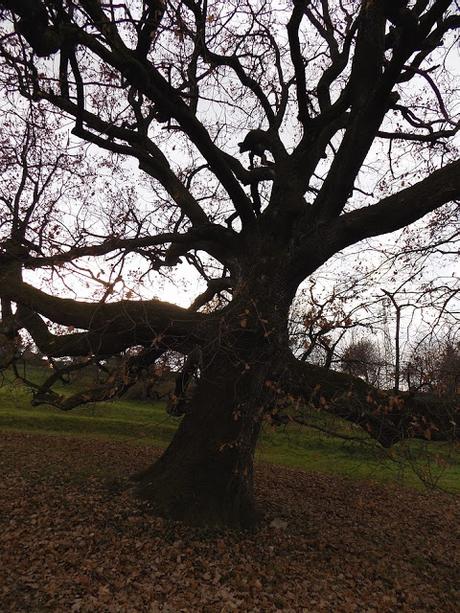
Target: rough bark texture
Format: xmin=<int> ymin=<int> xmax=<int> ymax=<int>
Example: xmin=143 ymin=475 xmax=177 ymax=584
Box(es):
xmin=134 ymin=278 xmax=293 ymax=527
xmin=134 ymin=345 xmax=278 ymax=528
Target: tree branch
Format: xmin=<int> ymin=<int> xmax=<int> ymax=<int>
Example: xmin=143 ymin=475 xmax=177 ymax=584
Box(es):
xmin=5 ymin=0 xmax=257 ymax=227
xmin=188 ymin=278 xmax=233 ymax=312
xmin=28 ymin=346 xmax=165 ymax=411
xmin=278 ymin=353 xmax=459 ymax=447
xmin=37 ymin=91 xmax=210 ymax=228
xmin=377 ymin=125 xmax=459 ymax=142
xmin=18 ymin=226 xmax=235 ymax=270
xmin=310 ymin=1 xmax=426 ymax=222
xmin=333 ymin=159 xmax=460 ymax=248
xmin=0 ymin=271 xmax=210 ymax=347
xmin=287 ymin=3 xmax=309 ymax=123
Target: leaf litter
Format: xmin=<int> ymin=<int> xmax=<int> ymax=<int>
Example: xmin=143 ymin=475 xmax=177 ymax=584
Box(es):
xmin=0 ymin=432 xmax=458 ymax=612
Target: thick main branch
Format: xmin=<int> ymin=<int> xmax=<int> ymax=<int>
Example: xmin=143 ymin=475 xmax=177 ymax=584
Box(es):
xmin=0 ymin=272 xmax=210 ymax=348
xmin=279 ymin=354 xmax=459 ymax=447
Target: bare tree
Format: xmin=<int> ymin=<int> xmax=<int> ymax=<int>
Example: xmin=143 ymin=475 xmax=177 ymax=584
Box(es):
xmin=438 ymin=341 xmax=460 ymax=396
xmin=405 ymin=338 xmax=460 ymax=395
xmin=0 ymin=1 xmax=460 ymax=527
xmin=341 ymin=338 xmax=382 ymax=386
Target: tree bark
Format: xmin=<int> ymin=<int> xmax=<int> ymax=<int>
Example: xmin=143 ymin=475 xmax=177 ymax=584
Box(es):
xmin=131 ymin=251 xmax=299 ymax=527
xmin=133 ymin=345 xmax=277 ymax=528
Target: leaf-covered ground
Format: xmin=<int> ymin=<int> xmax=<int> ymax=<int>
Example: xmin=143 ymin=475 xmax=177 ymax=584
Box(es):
xmin=0 ymin=432 xmax=458 ymax=612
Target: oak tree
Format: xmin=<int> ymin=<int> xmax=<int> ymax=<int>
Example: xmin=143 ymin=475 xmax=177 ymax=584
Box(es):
xmin=1 ymin=0 xmax=459 ymax=527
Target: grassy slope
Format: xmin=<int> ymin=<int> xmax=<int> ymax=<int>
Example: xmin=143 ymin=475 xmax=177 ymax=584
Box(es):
xmin=0 ymin=367 xmax=459 ymax=492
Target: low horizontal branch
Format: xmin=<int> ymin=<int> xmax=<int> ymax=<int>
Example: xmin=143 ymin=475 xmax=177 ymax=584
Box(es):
xmin=278 ymin=354 xmax=459 ymax=447
xmin=30 ymin=346 xmax=165 ymax=410
xmin=0 ymin=273 xmax=211 ymax=349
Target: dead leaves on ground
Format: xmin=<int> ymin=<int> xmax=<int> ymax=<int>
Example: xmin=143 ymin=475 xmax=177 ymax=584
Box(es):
xmin=0 ymin=432 xmax=459 ymax=612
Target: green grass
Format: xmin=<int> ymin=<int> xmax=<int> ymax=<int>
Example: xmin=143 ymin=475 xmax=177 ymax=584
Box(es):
xmin=257 ymin=422 xmax=460 ymax=492
xmin=1 ymin=368 xmax=459 ymax=493
xmin=0 ymin=375 xmax=175 ymax=447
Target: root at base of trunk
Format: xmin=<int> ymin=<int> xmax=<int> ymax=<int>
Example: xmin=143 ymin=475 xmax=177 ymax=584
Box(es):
xmin=133 ymin=459 xmax=260 ymax=529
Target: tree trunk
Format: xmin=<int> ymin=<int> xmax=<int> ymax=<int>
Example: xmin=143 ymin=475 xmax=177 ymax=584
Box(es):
xmin=134 ymin=261 xmax=295 ymax=528
xmin=134 ymin=343 xmax=279 ymax=528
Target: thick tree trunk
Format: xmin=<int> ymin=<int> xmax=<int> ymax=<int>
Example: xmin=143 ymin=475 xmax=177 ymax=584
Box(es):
xmin=134 ymin=343 xmax=279 ymax=528
xmin=133 ymin=255 xmax=296 ymax=527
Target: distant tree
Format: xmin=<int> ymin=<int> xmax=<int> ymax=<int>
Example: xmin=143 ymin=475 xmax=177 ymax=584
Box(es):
xmin=403 ymin=341 xmax=440 ymax=393
xmin=1 ymin=1 xmax=459 ymax=527
xmin=438 ymin=342 xmax=460 ymax=396
xmin=341 ymin=338 xmax=382 ymax=386
xmin=405 ymin=339 xmax=460 ymax=395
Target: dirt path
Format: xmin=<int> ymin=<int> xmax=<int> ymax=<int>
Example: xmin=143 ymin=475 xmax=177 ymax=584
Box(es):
xmin=0 ymin=431 xmax=458 ymax=612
